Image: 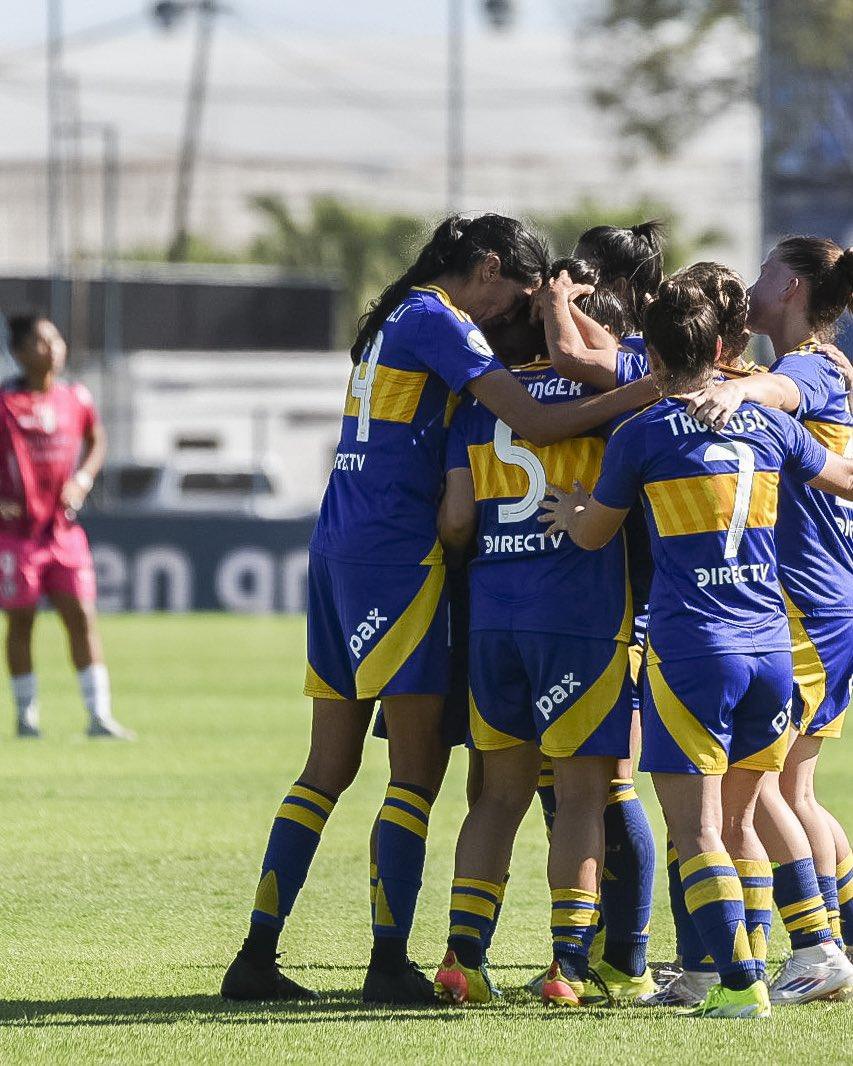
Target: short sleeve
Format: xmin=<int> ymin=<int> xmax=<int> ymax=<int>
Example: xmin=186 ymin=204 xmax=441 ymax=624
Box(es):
xmin=592 ymin=422 xmax=644 ymax=510
xmin=421 ymin=305 xmax=504 ymax=394
xmin=770 ymin=354 xmax=831 ymax=419
xmin=778 ymin=412 xmax=829 ymax=483
xmin=614 ymin=337 xmax=649 ymax=387
xmin=445 ymin=403 xmax=472 ymax=472
xmin=72 ymin=383 xmax=99 ymax=434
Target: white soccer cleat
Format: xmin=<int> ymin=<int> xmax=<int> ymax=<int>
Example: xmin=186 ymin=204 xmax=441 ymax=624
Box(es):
xmin=638 ymin=968 xmax=718 ymax=1007
xmin=768 ymin=942 xmax=853 ymax=1005
xmin=87 ymin=717 xmax=136 ymax=741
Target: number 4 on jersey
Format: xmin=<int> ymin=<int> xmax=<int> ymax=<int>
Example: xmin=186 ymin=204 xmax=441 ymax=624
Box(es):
xmin=351 ymin=330 xmax=383 ymax=443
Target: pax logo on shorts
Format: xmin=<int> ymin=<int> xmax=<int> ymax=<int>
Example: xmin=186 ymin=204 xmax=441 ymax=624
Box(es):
xmin=349 ymin=608 xmax=388 ymax=660
xmin=536 ymin=673 xmax=582 ymax=721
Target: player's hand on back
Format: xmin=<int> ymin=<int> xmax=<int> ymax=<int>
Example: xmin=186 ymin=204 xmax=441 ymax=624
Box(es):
xmin=820 ymin=343 xmax=853 ymax=391
xmin=684 ymin=378 xmax=746 ymax=431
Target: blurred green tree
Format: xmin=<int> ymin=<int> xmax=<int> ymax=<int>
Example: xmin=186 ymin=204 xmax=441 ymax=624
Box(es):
xmin=588 ymin=0 xmax=853 ymax=154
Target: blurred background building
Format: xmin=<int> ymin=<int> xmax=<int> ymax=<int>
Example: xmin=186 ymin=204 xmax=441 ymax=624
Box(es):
xmin=0 ymin=0 xmax=850 ymax=611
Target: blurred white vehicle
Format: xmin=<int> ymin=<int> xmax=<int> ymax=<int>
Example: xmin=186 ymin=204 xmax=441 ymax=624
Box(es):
xmin=91 ymin=461 xmax=307 ymax=518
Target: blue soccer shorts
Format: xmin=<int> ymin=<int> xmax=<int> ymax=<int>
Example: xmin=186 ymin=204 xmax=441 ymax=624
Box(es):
xmin=304 ymin=550 xmax=449 ymax=702
xmin=787 ymin=612 xmax=853 ymax=740
xmin=640 ymin=650 xmax=793 ymax=775
xmin=468 ymin=630 xmax=632 ymax=759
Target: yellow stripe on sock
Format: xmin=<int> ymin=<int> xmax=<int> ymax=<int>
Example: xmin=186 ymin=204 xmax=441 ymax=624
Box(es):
xmin=733 ymin=859 xmax=772 ymax=879
xmin=275 ymin=803 xmax=326 ymax=835
xmin=778 ymin=894 xmax=824 ymax=920
xmin=684 ymin=875 xmax=744 ymax=914
xmin=742 ymin=887 xmax=773 ymax=911
xmin=785 ymin=908 xmax=830 ymax=934
xmin=732 ymin=921 xmax=753 ymax=963
xmin=551 ymin=908 xmax=600 ymax=928
xmin=453 ymin=878 xmax=502 ymax=897
xmin=451 ymin=893 xmax=497 ymax=919
xmin=667 ymin=845 xmax=678 ymax=866
xmin=838 ymin=853 xmax=853 ymax=880
xmin=750 ymin=926 xmax=768 ymax=963
xmin=288 ymin=785 xmax=335 ymax=816
xmin=253 ymin=870 xmax=279 ymax=917
xmin=385 ymin=786 xmax=432 ymax=818
xmin=551 ymin=888 xmax=599 ymax=905
xmin=607 ymin=787 xmax=638 ymax=805
xmin=840 ymin=880 xmax=853 ymax=906
xmin=680 ymin=852 xmax=733 ymax=879
xmin=379 ymin=804 xmax=429 ymax=839
xmin=449 ymin=925 xmax=482 ymax=940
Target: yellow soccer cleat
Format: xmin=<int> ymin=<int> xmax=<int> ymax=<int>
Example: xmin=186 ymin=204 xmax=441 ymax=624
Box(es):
xmin=434 ymin=950 xmax=493 ymax=1005
xmin=540 ymin=960 xmax=584 ymax=1007
xmin=681 ymin=980 xmax=771 ymax=1019
xmin=583 ymin=960 xmax=658 ymax=1004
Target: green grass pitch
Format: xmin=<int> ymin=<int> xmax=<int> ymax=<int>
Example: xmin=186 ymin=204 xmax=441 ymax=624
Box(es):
xmin=0 ymin=613 xmax=850 ymax=1064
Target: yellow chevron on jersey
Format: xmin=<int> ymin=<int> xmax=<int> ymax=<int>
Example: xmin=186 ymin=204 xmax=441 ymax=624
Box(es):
xmin=343 ymin=364 xmax=428 ymax=425
xmin=803 ymin=419 xmax=852 ymax=456
xmin=467 ymin=436 xmax=605 ymax=502
xmin=645 ymin=471 xmax=779 ymax=539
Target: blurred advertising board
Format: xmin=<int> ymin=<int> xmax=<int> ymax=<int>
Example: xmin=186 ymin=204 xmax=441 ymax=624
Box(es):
xmin=82 ymin=514 xmax=316 ymax=613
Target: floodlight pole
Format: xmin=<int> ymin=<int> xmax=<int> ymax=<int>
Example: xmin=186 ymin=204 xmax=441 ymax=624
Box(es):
xmin=447 ymin=0 xmax=465 ymax=212
xmin=46 ymin=0 xmax=66 ymax=324
xmin=168 ymin=1 xmax=220 ymax=262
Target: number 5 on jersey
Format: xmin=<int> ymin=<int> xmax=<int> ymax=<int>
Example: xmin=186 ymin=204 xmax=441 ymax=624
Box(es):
xmin=351 ymin=331 xmax=383 ymax=443
xmin=494 ymin=420 xmax=547 ymax=523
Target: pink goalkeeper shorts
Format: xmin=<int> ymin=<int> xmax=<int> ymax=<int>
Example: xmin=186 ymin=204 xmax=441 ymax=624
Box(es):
xmin=0 ymin=526 xmax=96 ymax=609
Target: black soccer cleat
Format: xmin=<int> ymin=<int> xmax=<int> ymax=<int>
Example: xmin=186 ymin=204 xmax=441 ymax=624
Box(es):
xmin=362 ymin=957 xmax=438 ymax=1005
xmin=220 ymin=952 xmax=318 ymax=1002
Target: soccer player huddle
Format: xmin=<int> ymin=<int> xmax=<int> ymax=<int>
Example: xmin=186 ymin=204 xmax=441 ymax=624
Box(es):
xmin=220 ymin=214 xmax=853 ymax=1020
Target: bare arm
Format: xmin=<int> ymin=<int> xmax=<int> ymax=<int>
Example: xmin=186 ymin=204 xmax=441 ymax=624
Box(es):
xmin=537 ymin=481 xmax=629 ymax=551
xmin=467 ymin=369 xmax=658 ymax=447
xmin=61 ymin=422 xmax=107 ymax=513
xmin=438 ymin=467 xmax=476 ymax=563
xmin=540 ymin=272 xmax=621 ymax=391
xmin=685 ymin=373 xmax=801 ymax=431
xmin=808 ymin=449 xmax=853 ymax=501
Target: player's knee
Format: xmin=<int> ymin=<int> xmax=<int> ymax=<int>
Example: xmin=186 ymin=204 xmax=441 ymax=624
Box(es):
xmin=301 ymin=747 xmax=362 ymax=798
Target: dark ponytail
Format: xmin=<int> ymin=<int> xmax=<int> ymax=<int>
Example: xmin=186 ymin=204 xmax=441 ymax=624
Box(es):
xmin=350 ymin=213 xmax=549 ymax=362
xmin=644 ymin=276 xmax=719 ymax=391
xmin=776 ymin=237 xmax=853 ymax=338
xmin=573 ymin=219 xmax=666 ymax=331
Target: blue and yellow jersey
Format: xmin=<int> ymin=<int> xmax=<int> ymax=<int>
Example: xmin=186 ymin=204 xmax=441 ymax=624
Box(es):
xmin=770 ymin=341 xmax=853 ymax=617
xmin=311 ymin=285 xmax=503 ymax=565
xmin=617 ymin=334 xmax=649 ymax=385
xmin=446 ymin=360 xmax=632 ymax=641
xmin=593 ymin=397 xmax=828 ymax=663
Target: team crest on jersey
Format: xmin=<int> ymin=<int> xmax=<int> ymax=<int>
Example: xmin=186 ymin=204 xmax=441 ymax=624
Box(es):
xmin=33 ymin=404 xmax=57 ymax=434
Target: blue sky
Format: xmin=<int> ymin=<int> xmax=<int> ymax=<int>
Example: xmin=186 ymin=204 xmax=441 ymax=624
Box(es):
xmin=3 ymin=0 xmax=578 ymax=52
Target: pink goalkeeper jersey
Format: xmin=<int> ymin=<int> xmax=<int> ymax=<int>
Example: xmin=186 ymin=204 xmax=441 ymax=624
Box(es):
xmin=0 ymin=379 xmax=98 ymax=540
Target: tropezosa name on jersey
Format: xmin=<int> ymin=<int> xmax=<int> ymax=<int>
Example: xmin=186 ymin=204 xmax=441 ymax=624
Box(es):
xmin=333 ymin=452 xmax=365 ymax=472
xmin=694 ymin=563 xmax=772 ymax=588
xmin=665 ymin=407 xmax=769 ymax=437
xmin=525 ymin=376 xmax=585 ymax=399
xmin=482 ymin=532 xmax=565 ymax=554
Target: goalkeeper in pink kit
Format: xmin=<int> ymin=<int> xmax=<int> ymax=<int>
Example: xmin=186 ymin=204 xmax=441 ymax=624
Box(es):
xmin=1 ymin=312 xmax=133 ymax=739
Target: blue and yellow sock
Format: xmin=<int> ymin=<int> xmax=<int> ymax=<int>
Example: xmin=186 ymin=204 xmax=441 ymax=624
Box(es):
xmin=773 ymin=858 xmax=833 ymax=950
xmin=680 ymin=851 xmax=757 ymax=990
xmin=817 ymin=873 xmax=843 ymax=949
xmin=447 ymin=877 xmax=501 ymax=968
xmin=372 ymin=782 xmax=433 ymax=961
xmin=667 ymin=840 xmax=715 ymax=973
xmin=246 ymin=781 xmax=336 ymax=961
xmin=551 ymin=888 xmax=600 ymax=981
xmin=837 ymin=852 xmax=853 ymax=949
xmin=537 ymin=758 xmax=556 ymax=837
xmin=600 ymin=779 xmax=654 ymax=977
xmin=481 ymin=872 xmax=509 ymax=954
xmin=734 ymin=859 xmax=773 ymax=978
